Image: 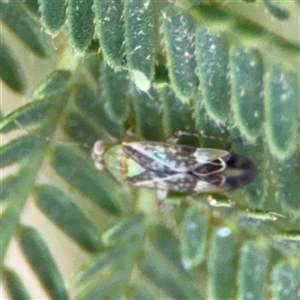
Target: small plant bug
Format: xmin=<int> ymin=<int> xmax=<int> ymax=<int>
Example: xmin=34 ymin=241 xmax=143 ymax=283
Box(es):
xmin=92 ymin=132 xmax=258 ymax=202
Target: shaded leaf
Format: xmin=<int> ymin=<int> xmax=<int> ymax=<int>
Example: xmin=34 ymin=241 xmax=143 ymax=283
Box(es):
xmin=73 ymin=83 xmax=125 ymax=138
xmin=132 ymin=86 xmax=164 ymax=141
xmin=158 ymin=83 xmax=195 ymax=135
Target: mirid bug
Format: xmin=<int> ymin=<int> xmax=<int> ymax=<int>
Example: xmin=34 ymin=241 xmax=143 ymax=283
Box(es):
xmin=92 ymin=132 xmax=258 ymax=202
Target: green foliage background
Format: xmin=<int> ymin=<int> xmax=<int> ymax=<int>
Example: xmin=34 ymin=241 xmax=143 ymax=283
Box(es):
xmin=1 ymin=0 xmax=299 ymax=299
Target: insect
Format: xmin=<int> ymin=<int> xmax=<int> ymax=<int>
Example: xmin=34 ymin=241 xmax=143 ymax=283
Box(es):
xmin=92 ymin=132 xmax=258 ymax=202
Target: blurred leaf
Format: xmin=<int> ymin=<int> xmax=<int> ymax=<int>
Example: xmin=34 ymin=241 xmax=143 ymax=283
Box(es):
xmin=34 ymin=185 xmax=101 ymax=252
xmin=263 ymin=0 xmax=290 ymax=20
xmin=0 ymin=99 xmax=59 ymax=133
xmin=0 ymin=1 xmax=52 ymax=57
xmin=51 ymin=146 xmax=122 ymax=215
xmin=3 ymin=268 xmax=31 ymax=300
xmin=271 ymin=261 xmax=300 ymax=299
xmin=237 ymin=241 xmax=270 ymax=300
xmin=19 ymin=226 xmax=70 ymax=300
xmin=34 ymin=70 xmax=72 ymax=99
xmin=180 ymin=204 xmax=209 ymax=269
xmin=0 ymin=174 xmax=21 ymax=203
xmin=0 ymin=135 xmax=45 ymax=167
xmin=207 ymin=226 xmax=238 ymax=299
xmin=0 ymin=34 xmax=26 ymax=93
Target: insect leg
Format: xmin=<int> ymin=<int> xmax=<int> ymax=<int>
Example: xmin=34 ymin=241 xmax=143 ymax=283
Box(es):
xmin=156 ymin=189 xmax=168 ymax=206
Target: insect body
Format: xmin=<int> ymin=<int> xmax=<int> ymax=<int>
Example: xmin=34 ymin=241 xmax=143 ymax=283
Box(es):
xmin=92 ymin=139 xmax=258 ymax=196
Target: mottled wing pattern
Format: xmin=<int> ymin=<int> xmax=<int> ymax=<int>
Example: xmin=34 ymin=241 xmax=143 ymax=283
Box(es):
xmin=122 ymin=142 xmax=228 ymax=173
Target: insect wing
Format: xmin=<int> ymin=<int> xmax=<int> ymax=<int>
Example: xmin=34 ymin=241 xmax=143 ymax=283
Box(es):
xmin=122 ymin=142 xmax=228 ymax=173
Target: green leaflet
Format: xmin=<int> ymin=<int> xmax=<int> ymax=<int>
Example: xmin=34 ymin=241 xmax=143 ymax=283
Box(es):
xmin=73 ymin=83 xmax=125 ymax=138
xmin=34 ymin=185 xmax=101 ymax=252
xmin=77 ymin=271 xmax=130 ymax=300
xmin=0 ymin=99 xmax=58 ymax=133
xmin=265 ymin=66 xmax=298 ymax=159
xmin=180 ymin=205 xmax=209 ymax=269
xmin=50 ymin=146 xmax=122 ymax=215
xmin=67 ymin=0 xmax=94 ymax=53
xmin=0 ymin=1 xmax=52 ymax=57
xmin=230 ymin=44 xmax=264 ymax=142
xmin=158 ymin=83 xmax=195 ymax=135
xmin=237 ymin=241 xmax=269 ymax=300
xmin=139 ymin=255 xmax=203 ymax=300
xmin=271 ymin=261 xmax=300 ymax=299
xmin=263 ymin=0 xmax=290 ymax=20
xmin=132 ymin=86 xmax=164 ymax=141
xmin=0 ymin=136 xmax=45 ymax=168
xmin=34 ymin=69 xmax=72 ymax=99
xmin=124 ymin=0 xmax=156 ymax=91
xmin=0 ymin=34 xmax=26 ymax=93
xmin=207 ymin=226 xmax=238 ymax=299
xmin=272 ymin=151 xmax=299 ymax=213
xmin=3 ymin=268 xmax=31 ymax=300
xmin=195 ymin=28 xmax=231 ymax=124
xmin=125 ymin=285 xmax=162 ymax=300
xmin=23 ymin=0 xmax=40 ymax=15
xmin=0 ymin=174 xmax=21 ymax=203
xmin=94 ymin=0 xmax=124 ymax=67
xmin=161 ymin=6 xmax=198 ymax=101
xmin=102 ymin=215 xmax=145 ymax=246
xmin=100 ymin=62 xmax=130 ymax=121
xmin=149 ymin=225 xmax=183 ymax=272
xmin=19 ymin=226 xmax=70 ymax=300
xmin=62 ymin=111 xmax=105 ymax=147
xmin=73 ymin=242 xmax=142 ymax=286
xmin=39 ymin=0 xmax=67 ymax=35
